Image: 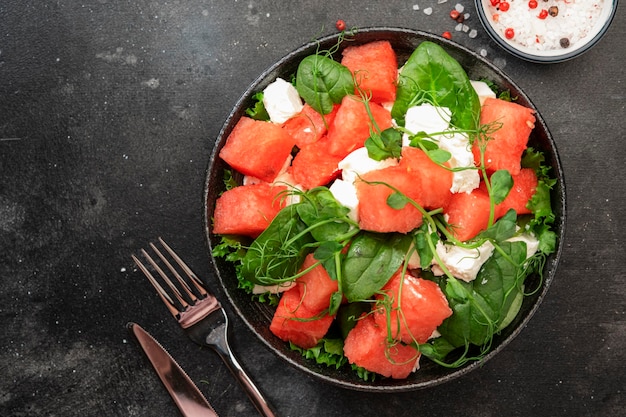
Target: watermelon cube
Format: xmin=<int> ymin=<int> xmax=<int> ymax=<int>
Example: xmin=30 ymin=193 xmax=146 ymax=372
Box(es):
xmin=343 ymin=314 xmax=419 ymax=379
xmin=296 ymin=253 xmax=339 ymax=314
xmin=472 ymin=98 xmax=536 ymax=175
xmin=212 ymin=183 xmax=287 ymax=238
xmin=399 ymin=146 xmax=453 ymax=209
xmin=289 ymin=136 xmax=343 ymax=189
xmin=444 ymin=187 xmax=492 ymax=242
xmin=355 ymin=165 xmax=424 ymax=234
xmin=341 ymin=40 xmax=398 ymax=104
xmin=491 ymin=167 xmax=538 ymax=219
xmin=327 ymin=95 xmax=393 ymax=158
xmin=219 ymin=117 xmax=296 ymax=183
xmin=374 ymin=271 xmax=452 ymax=344
xmin=269 ymin=286 xmax=334 ymax=349
xmin=282 ymin=103 xmax=338 ymax=148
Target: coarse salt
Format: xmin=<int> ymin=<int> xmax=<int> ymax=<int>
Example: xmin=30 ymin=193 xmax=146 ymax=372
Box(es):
xmin=484 ymin=0 xmax=607 ymax=52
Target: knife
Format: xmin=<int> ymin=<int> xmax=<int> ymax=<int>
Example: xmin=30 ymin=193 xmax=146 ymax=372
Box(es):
xmin=127 ymin=322 xmax=219 ymax=417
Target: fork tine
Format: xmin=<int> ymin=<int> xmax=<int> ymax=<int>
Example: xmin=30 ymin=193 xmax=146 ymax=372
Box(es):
xmin=158 ymin=237 xmax=209 ymax=297
xmin=140 ymin=247 xmax=193 ymax=310
xmin=148 ymin=243 xmax=201 ymax=305
xmin=131 ymin=254 xmax=180 ymax=319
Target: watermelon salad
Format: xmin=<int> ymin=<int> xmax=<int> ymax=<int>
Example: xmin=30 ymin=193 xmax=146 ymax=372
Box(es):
xmin=211 ymin=36 xmax=557 ymax=381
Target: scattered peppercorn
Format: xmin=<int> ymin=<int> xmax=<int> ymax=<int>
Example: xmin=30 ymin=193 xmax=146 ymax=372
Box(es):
xmin=548 ymin=6 xmax=559 ymax=17
xmin=442 ymin=31 xmax=452 ymax=39
xmin=335 ymin=19 xmax=346 ymax=31
xmin=559 ymin=38 xmax=570 ymax=48
xmin=538 ymin=9 xmax=548 ymax=19
xmin=490 ymin=0 xmax=500 ymax=6
xmin=499 ymin=1 xmax=510 ymax=12
xmin=450 ymin=9 xmax=460 ymax=20
xmin=528 ymin=0 xmax=538 ymax=9
xmin=504 ymin=27 xmax=515 ymax=39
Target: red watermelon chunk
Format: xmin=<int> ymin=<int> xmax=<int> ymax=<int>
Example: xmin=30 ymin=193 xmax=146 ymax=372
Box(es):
xmin=269 ymin=286 xmax=334 ymax=349
xmin=472 ymin=98 xmax=536 ymax=175
xmin=341 ymin=40 xmax=398 ymax=104
xmin=444 ymin=187 xmax=492 ymax=242
xmin=374 ymin=271 xmax=452 ymax=344
xmin=282 ymin=103 xmax=338 ymax=148
xmin=399 ymin=147 xmax=453 ymax=209
xmin=219 ymin=117 xmax=296 ymax=183
xmin=355 ymin=165 xmax=424 ymax=234
xmin=289 ymin=136 xmax=343 ymax=189
xmin=212 ymin=183 xmax=287 ymax=238
xmin=478 ymin=167 xmax=538 ymax=219
xmin=296 ymin=253 xmax=339 ymax=314
xmin=327 ymin=95 xmax=393 ymax=158
xmin=343 ymin=314 xmax=419 ymax=379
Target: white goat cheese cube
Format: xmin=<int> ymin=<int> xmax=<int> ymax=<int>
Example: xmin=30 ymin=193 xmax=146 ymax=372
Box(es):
xmin=470 ymin=80 xmax=497 ymax=105
xmin=438 ymin=132 xmax=480 ymax=194
xmin=262 ymin=78 xmax=303 ymax=124
xmin=433 ymin=240 xmax=495 ymax=282
xmin=272 ymin=171 xmax=302 ymax=205
xmin=252 ymin=281 xmax=296 ymax=294
xmin=329 ymin=179 xmax=359 ymax=222
xmin=402 ymin=104 xmax=451 ymax=146
xmin=507 ymin=233 xmax=540 ymax=260
xmin=338 ymin=147 xmax=398 ymax=184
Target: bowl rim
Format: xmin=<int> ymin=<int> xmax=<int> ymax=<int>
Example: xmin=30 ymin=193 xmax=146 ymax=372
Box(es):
xmin=203 ymin=26 xmax=567 ymax=391
xmin=475 ymin=0 xmax=619 ymax=63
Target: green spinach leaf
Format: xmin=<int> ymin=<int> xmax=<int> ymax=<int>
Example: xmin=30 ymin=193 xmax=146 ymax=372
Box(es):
xmin=296 ymin=187 xmax=354 ymax=242
xmin=240 ymin=205 xmax=313 ymax=285
xmin=391 ymin=41 xmax=480 ymax=130
xmin=413 ymin=223 xmax=439 ymax=270
xmin=436 ymin=241 xmax=527 ymax=348
xmin=296 ymin=54 xmax=353 ymax=115
xmin=490 ymin=169 xmax=514 ymax=205
xmin=365 ymin=127 xmax=403 ymax=161
xmin=341 ymin=232 xmax=412 ymax=302
xmin=477 ymin=209 xmax=518 ymax=242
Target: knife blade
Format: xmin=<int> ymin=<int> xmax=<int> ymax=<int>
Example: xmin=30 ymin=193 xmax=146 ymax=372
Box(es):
xmin=127 ymin=322 xmax=219 ymax=417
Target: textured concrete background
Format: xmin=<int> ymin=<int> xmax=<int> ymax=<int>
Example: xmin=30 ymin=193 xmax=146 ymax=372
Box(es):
xmin=1 ymin=1 xmax=624 ymax=416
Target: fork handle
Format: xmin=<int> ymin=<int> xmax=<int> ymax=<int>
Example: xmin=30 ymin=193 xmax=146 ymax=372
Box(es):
xmin=213 ymin=337 xmax=277 ymax=417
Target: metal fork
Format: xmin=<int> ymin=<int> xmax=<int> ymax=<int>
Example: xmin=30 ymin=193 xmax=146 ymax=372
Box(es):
xmin=132 ymin=238 xmax=277 ymax=417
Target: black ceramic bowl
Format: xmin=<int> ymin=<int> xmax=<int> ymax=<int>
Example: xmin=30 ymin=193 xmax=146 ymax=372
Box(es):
xmin=204 ymin=27 xmax=566 ymax=391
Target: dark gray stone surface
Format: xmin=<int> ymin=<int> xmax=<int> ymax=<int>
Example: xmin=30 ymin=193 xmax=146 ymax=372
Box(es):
xmin=1 ymin=1 xmax=624 ymax=416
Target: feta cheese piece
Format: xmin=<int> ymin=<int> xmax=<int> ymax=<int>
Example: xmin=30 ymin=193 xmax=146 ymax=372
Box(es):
xmin=329 ymin=179 xmax=359 ymax=222
xmin=338 ymin=147 xmax=398 ymax=184
xmin=272 ymin=171 xmax=302 ymax=205
xmin=506 ymin=233 xmax=540 ymax=260
xmin=402 ymin=104 xmax=452 ymax=146
xmin=406 ymin=244 xmax=422 ymax=270
xmin=470 ymin=80 xmax=497 ymax=106
xmin=252 ymin=281 xmax=296 ymax=294
xmin=438 ymin=132 xmax=480 ymax=194
xmin=262 ymin=78 xmax=303 ymax=124
xmin=432 ymin=240 xmax=495 ymax=282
